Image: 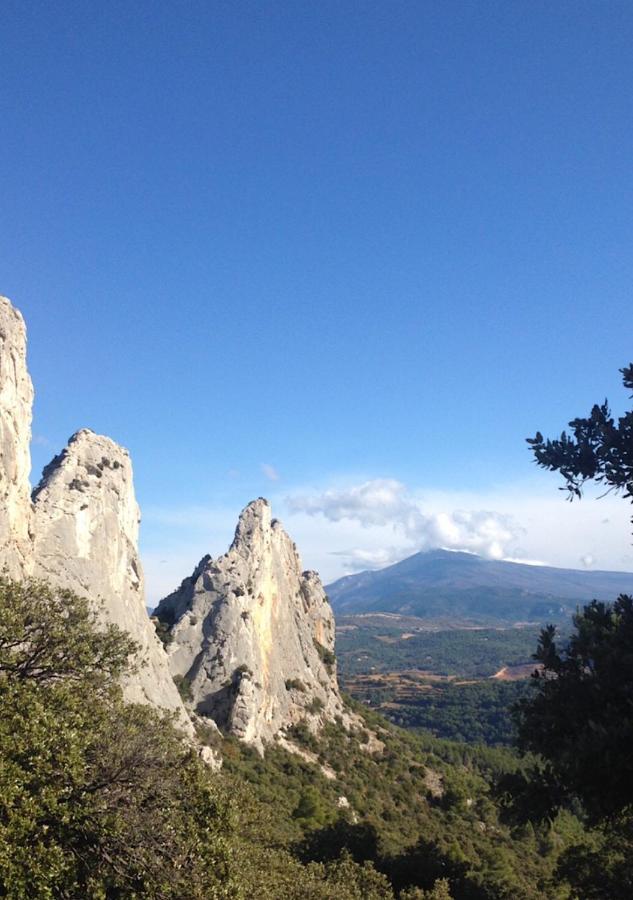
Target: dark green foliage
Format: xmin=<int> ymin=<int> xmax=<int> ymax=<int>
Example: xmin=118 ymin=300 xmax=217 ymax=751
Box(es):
xmin=173 ymin=672 xmax=194 ymax=702
xmin=224 ymin=697 xmax=576 ymax=899
xmin=401 ymin=879 xmax=454 ymax=899
xmin=0 ymin=577 xmax=402 ymax=899
xmin=527 ymin=362 xmax=633 ymax=520
xmin=337 ymin=623 xmax=544 ymax=678
xmin=297 ymin=819 xmax=380 ymax=865
xmin=0 ymin=578 xmax=236 ymax=899
xmin=401 ymin=681 xmax=528 ymax=746
xmin=514 ymin=595 xmax=633 ymax=823
xmin=555 ymin=814 xmax=633 ymax=899
xmin=313 ymin=639 xmax=335 ymax=673
xmin=152 ymin=615 xmax=173 ymax=646
xmin=292 ymin=786 xmax=332 ymax=828
xmin=338 ymin=623 xmax=540 ymax=747
xmin=507 ymin=365 xmax=633 ymax=897
xmin=354 ymin=680 xmax=531 ymax=747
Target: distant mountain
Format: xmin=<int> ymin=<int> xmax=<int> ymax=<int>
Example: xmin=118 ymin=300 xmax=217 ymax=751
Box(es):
xmin=326 ymin=549 xmax=633 ymax=625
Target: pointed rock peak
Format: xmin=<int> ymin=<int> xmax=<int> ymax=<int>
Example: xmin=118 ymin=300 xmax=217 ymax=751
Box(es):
xmin=231 ymin=497 xmax=271 ymax=546
xmin=33 ymin=429 xmax=131 ymax=503
xmin=31 ymin=428 xmax=190 ymax=725
xmin=0 ymin=295 xmax=28 ymax=332
xmin=156 ymin=500 xmax=356 ymax=751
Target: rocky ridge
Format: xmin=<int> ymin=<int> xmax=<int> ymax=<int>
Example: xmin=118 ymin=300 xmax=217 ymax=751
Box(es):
xmin=0 ymin=294 xmax=356 ymax=754
xmin=0 ymin=295 xmax=189 ymax=725
xmin=156 ymin=498 xmax=354 ymax=751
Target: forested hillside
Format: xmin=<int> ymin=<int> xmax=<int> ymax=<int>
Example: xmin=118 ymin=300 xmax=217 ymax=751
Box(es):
xmin=0 ymin=576 xmax=594 ymax=899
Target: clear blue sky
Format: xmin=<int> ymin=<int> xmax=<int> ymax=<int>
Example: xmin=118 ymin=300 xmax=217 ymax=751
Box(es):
xmin=3 ymin=1 xmax=633 ymax=599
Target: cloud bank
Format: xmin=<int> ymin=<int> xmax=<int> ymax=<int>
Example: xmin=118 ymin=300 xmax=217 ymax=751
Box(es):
xmin=287 ymin=478 xmax=521 ymax=567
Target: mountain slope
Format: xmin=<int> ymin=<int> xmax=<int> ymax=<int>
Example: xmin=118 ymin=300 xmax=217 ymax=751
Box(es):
xmin=327 ymin=549 xmax=633 ymax=624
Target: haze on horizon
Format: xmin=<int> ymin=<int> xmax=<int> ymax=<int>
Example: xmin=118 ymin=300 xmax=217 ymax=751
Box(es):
xmin=3 ymin=2 xmax=633 ymax=603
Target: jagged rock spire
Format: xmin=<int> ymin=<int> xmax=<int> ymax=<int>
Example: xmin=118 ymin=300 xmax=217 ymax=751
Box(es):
xmin=156 ymin=499 xmax=348 ymax=751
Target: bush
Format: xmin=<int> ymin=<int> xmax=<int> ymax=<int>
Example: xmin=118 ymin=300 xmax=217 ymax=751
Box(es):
xmin=313 ymin=639 xmax=336 ymax=673
xmin=173 ymin=672 xmax=193 ymax=702
xmin=152 ymin=615 xmax=173 ymax=646
xmin=0 ymin=578 xmax=237 ymax=898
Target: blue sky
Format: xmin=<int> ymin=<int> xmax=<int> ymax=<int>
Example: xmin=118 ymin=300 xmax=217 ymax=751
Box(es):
xmin=3 ymin=1 xmax=633 ymax=601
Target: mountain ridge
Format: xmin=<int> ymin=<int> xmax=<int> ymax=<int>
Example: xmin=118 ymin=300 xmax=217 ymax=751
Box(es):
xmin=327 ymin=548 xmax=633 ymax=625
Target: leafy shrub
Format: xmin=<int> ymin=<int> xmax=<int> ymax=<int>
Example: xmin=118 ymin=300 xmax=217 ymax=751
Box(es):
xmin=0 ymin=578 xmax=237 ymax=898
xmin=313 ymin=639 xmax=336 ymax=673
xmin=152 ymin=615 xmax=173 ymax=646
xmin=173 ymin=672 xmax=193 ymax=702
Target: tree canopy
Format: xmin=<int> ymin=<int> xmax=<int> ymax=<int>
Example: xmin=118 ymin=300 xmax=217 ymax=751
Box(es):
xmin=0 ymin=578 xmax=236 ymax=899
xmin=513 ymin=595 xmax=633 ymax=823
xmin=527 ymin=362 xmax=633 ymax=519
xmin=504 ymin=364 xmax=633 ymax=897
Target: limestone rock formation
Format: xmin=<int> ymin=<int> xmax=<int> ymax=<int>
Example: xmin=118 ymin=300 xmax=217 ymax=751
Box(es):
xmin=31 ymin=429 xmax=189 ymax=720
xmin=0 ymin=295 xmax=191 ymax=730
xmin=0 ymin=298 xmax=34 ymax=576
xmin=156 ymin=499 xmax=350 ymax=750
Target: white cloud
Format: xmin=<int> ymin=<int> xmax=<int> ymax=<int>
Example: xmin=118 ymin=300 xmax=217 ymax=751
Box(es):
xmin=329 ymin=545 xmax=406 ymax=572
xmin=261 ymin=463 xmax=280 ymax=482
xmin=287 ymin=478 xmax=522 ymax=565
xmin=502 ymin=557 xmax=547 ymax=567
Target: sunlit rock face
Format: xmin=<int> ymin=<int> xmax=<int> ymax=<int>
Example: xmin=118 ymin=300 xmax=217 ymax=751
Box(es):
xmin=0 ymin=297 xmax=34 ymax=576
xmin=31 ymin=429 xmax=190 ymax=722
xmin=0 ymin=295 xmax=191 ymax=730
xmin=156 ymin=499 xmax=349 ymax=751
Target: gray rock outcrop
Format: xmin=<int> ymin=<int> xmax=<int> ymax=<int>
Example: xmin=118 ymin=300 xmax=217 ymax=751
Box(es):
xmin=156 ymin=499 xmax=350 ymax=750
xmin=0 ymin=298 xmax=34 ymax=576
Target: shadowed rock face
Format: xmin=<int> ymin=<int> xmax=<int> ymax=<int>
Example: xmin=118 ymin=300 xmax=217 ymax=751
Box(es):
xmin=156 ymin=499 xmax=349 ymax=750
xmin=0 ymin=298 xmax=34 ymax=576
xmin=0 ymin=295 xmax=190 ymax=728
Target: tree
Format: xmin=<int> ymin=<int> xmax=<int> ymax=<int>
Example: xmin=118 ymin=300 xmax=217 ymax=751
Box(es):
xmin=513 ymin=595 xmax=633 ymax=822
xmin=527 ymin=363 xmax=633 ymax=523
xmin=0 ymin=578 xmax=237 ymax=899
xmin=517 ymin=364 xmax=633 ymax=821
xmin=505 ymin=366 xmax=633 ymax=897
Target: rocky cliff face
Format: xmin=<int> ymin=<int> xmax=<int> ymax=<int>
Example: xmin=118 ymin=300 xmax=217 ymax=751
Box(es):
xmin=31 ymin=429 xmax=189 ymax=718
xmin=0 ymin=295 xmax=190 ymax=727
xmin=0 ymin=298 xmax=34 ymax=576
xmin=156 ymin=499 xmax=349 ymax=750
